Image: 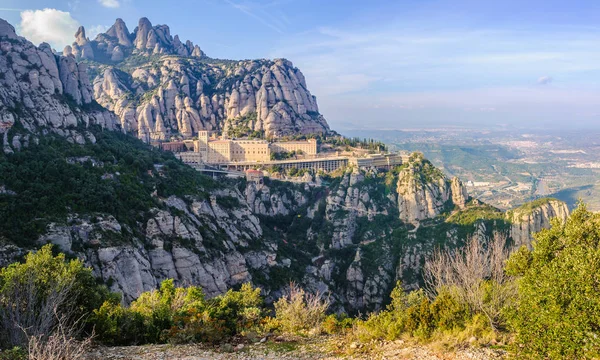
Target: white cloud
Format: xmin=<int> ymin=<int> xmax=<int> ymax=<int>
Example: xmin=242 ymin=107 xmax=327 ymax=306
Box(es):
xmin=537 ymin=76 xmax=553 ymax=85
xmin=87 ymin=25 xmax=109 ymax=40
xmin=19 ymin=8 xmax=80 ymax=49
xmin=98 ymin=0 xmax=120 ymax=8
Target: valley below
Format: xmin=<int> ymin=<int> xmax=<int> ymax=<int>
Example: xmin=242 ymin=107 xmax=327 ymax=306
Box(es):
xmin=345 ymin=128 xmax=600 ymax=211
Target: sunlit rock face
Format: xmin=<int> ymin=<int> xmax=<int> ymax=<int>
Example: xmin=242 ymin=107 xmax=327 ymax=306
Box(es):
xmin=63 ymin=17 xmax=329 ymax=140
xmin=0 ymin=18 xmax=117 ymax=153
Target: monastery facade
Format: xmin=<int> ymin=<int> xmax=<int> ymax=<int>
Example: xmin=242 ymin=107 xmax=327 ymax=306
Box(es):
xmin=163 ymin=131 xmax=318 ymax=164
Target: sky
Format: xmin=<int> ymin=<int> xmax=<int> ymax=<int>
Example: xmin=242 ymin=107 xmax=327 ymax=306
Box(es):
xmin=2 ymin=0 xmax=600 ymax=131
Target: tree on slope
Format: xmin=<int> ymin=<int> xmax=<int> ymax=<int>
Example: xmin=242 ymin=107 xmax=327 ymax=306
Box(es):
xmin=506 ymin=202 xmax=600 ymax=359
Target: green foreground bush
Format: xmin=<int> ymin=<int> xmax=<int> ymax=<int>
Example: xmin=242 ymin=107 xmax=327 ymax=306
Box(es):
xmin=505 ymin=203 xmax=600 ymax=359
xmin=0 ymin=245 xmax=110 ymax=349
xmin=273 ymin=283 xmax=330 ymax=335
xmin=92 ymin=281 xmax=263 ymax=345
xmin=354 ymin=284 xmax=484 ymax=343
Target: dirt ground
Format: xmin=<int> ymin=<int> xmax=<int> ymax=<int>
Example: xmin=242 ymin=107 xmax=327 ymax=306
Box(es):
xmin=84 ymin=338 xmax=507 ymax=360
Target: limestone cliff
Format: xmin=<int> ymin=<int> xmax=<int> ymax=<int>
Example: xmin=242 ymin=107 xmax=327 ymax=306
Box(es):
xmin=508 ymin=198 xmax=569 ymax=248
xmin=0 ymin=18 xmax=117 ymax=153
xmin=0 ymin=151 xmax=571 ymax=312
xmin=396 ymin=153 xmax=468 ymax=224
xmin=66 ymin=18 xmax=329 ymax=139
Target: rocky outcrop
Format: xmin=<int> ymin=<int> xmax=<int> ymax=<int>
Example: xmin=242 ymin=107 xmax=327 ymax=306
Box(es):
xmin=31 ymin=192 xmax=266 ymax=302
xmin=0 ymin=18 xmax=117 ymax=153
xmin=92 ymin=56 xmax=329 ymax=139
xmin=64 ymin=17 xmax=204 ymax=62
xmin=60 ymin=17 xmax=330 ymax=139
xmin=106 ymin=18 xmax=132 ymax=47
xmin=396 ymin=153 xmax=468 ymax=224
xmin=325 ymin=169 xmax=396 ymax=249
xmin=509 ymin=198 xmax=569 ymax=248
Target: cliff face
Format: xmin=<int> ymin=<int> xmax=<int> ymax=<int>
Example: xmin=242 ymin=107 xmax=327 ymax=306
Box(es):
xmin=0 ymin=19 xmax=117 ymax=153
xmin=65 ymin=18 xmax=329 ymax=139
xmin=93 ymin=57 xmax=328 ymax=140
xmin=509 ymin=199 xmax=569 ymax=248
xmin=396 ymin=153 xmax=468 ymax=224
xmin=38 ymin=193 xmax=267 ymax=303
xmin=0 ymin=152 xmax=570 ymax=311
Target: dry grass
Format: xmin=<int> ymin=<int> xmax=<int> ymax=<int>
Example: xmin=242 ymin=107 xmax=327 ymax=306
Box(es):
xmin=274 ymin=283 xmax=329 ymax=335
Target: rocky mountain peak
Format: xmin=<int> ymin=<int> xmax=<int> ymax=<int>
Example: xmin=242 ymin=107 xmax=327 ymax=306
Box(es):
xmin=75 ymin=26 xmax=87 ymax=45
xmin=396 ymin=153 xmax=469 ymax=224
xmin=65 ymin=17 xmax=205 ymax=62
xmin=0 ymin=18 xmax=18 ymax=39
xmin=105 ymin=18 xmax=132 ymax=47
xmin=133 ymin=17 xmax=153 ymax=50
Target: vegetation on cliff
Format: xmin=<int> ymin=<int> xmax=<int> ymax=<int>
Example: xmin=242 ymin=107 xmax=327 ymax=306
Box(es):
xmin=1 ymin=204 xmax=597 ymax=359
xmin=0 ymin=125 xmax=218 ymax=247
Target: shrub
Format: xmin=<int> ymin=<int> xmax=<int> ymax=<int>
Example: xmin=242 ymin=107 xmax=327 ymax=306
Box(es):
xmin=322 ymin=314 xmax=354 ymax=335
xmin=0 ymin=245 xmax=108 ymax=349
xmin=505 ymin=203 xmax=600 ymax=359
xmin=91 ymin=281 xmax=263 ymax=345
xmin=424 ymin=232 xmax=515 ymax=330
xmin=91 ymin=299 xmax=146 ymax=345
xmin=355 ymin=283 xmax=429 ymax=341
xmin=0 ymin=347 xmax=27 ymax=360
xmin=274 ymin=283 xmax=329 ymax=335
xmin=354 ymin=282 xmax=474 ymax=343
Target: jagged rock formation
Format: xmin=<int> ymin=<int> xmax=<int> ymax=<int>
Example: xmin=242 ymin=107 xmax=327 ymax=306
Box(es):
xmin=64 ymin=18 xmax=204 ymax=62
xmin=63 ymin=17 xmax=329 ymax=139
xmin=509 ymin=198 xmax=569 ymax=248
xmin=396 ymin=153 xmax=468 ymax=224
xmin=36 ymin=193 xmax=265 ymax=302
xmin=92 ymin=56 xmax=328 ymax=139
xmin=0 ymin=18 xmax=117 ymax=153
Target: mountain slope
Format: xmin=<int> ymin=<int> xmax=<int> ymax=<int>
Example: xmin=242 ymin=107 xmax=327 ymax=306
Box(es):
xmin=0 ymin=19 xmax=117 ymax=154
xmin=66 ymin=18 xmax=329 ymax=140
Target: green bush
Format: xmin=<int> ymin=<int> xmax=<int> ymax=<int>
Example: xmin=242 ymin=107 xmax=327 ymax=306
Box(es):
xmin=505 ymin=203 xmax=600 ymax=359
xmin=91 ymin=281 xmax=263 ymax=345
xmin=354 ymin=282 xmax=471 ymax=342
xmin=0 ymin=245 xmax=111 ymax=349
xmin=0 ymin=347 xmax=27 ymax=360
xmin=322 ymin=314 xmax=354 ymax=335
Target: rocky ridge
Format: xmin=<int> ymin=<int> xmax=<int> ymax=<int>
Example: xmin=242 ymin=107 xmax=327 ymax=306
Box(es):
xmin=66 ymin=17 xmax=329 ymax=139
xmin=64 ymin=18 xmax=205 ymax=62
xmin=396 ymin=153 xmax=468 ymax=224
xmin=508 ymin=198 xmax=569 ymax=248
xmin=0 ymin=19 xmax=117 ymax=153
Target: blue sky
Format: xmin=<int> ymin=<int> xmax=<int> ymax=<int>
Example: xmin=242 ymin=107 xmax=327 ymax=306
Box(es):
xmin=3 ymin=0 xmax=600 ymax=130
